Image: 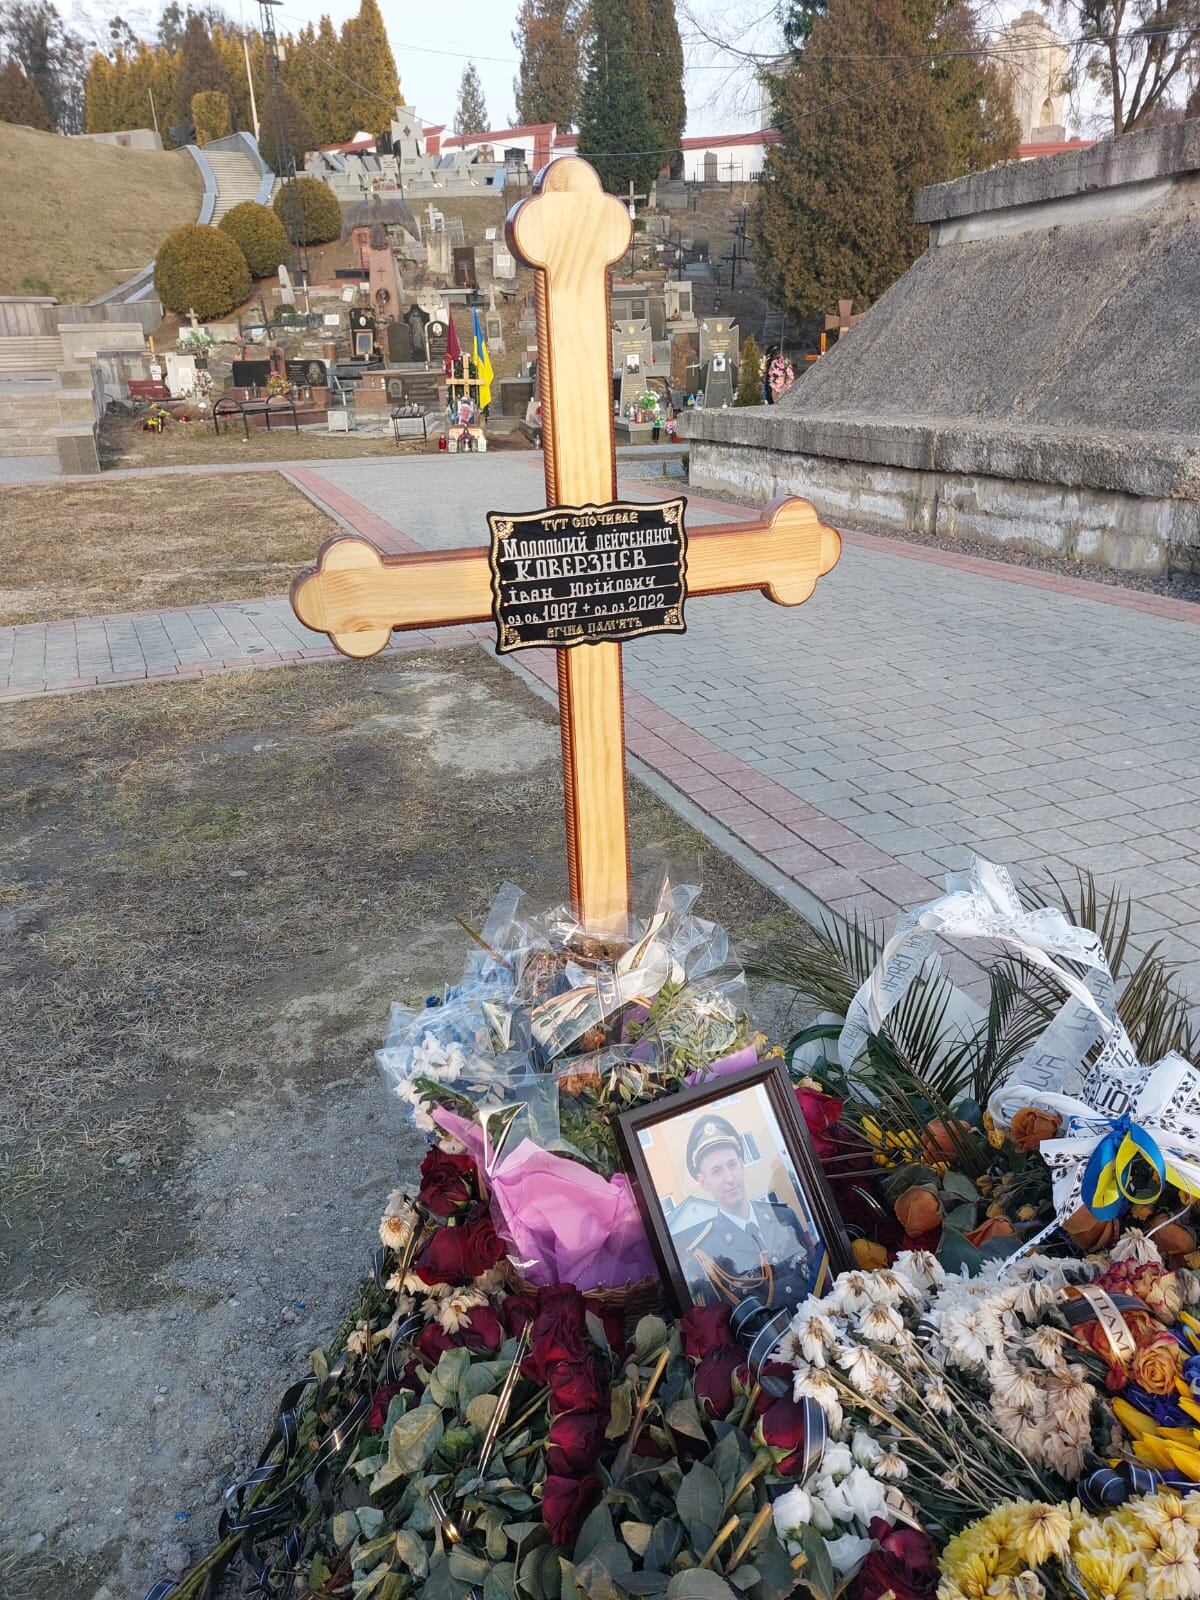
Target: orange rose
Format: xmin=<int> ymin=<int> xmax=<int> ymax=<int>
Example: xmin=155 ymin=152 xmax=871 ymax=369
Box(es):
xmin=1148 ymin=1214 xmax=1198 ymax=1262
xmin=894 ymin=1185 xmax=944 ymax=1237
xmin=921 ymin=1119 xmax=973 ymax=1165
xmin=1009 ymin=1108 xmax=1063 ymax=1153
xmin=1063 ymin=1207 xmax=1119 ymax=1253
xmin=964 ymin=1216 xmax=1017 ymax=1248
xmin=1131 ymin=1336 xmax=1184 ymax=1396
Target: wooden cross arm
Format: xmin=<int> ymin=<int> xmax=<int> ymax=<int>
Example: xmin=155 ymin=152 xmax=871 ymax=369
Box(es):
xmin=290 ymin=496 xmax=840 ymax=658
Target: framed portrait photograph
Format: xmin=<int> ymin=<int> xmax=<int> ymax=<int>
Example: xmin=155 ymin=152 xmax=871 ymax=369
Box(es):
xmin=616 ymin=1060 xmax=852 ymax=1315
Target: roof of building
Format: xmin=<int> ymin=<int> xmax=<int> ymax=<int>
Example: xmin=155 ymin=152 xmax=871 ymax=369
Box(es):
xmin=441 ymin=122 xmax=557 ymax=148
xmin=679 ymin=129 xmax=779 ymax=150
xmin=319 ymin=136 xmax=377 ymax=154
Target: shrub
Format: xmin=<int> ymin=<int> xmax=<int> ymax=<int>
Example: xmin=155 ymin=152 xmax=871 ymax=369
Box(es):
xmin=273 ymin=176 xmax=341 ymax=245
xmin=219 ymin=201 xmax=290 ymax=278
xmin=191 ymin=90 xmax=230 ymax=146
xmin=154 ymin=223 xmax=252 ymax=320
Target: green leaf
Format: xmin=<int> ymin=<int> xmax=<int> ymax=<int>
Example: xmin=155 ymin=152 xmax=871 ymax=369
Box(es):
xmin=331 ymin=1510 xmax=361 ymax=1547
xmin=797 ymin=1525 xmax=835 ymax=1600
xmin=633 ymin=1315 xmax=669 ymax=1363
xmin=585 ymin=1311 xmax=612 ymax=1353
xmin=644 ymin=1517 xmax=684 ymax=1573
xmin=311 ymin=1345 xmax=329 ymax=1382
xmin=980 ymin=1233 xmax=1023 ymax=1262
xmin=467 ymin=1392 xmax=500 ymax=1432
xmin=942 ymin=1202 xmax=978 ymax=1230
xmin=625 ymin=1577 xmax=670 ymax=1596
xmin=745 ymin=1532 xmax=796 ymax=1600
xmin=438 ymin=1425 xmax=476 ymax=1469
xmin=373 ymin=1405 xmax=445 ymax=1491
xmin=449 ymin=1551 xmax=491 ymax=1585
xmin=879 ymin=1161 xmax=938 ymax=1201
xmin=462 ymin=1360 xmax=509 ymax=1403
xmin=937 ymin=1226 xmax=984 ymax=1276
xmin=394 ymin=1530 xmax=429 ymax=1580
xmin=485 ymin=1564 xmax=516 ymax=1600
xmin=478 ymin=1507 xmax=510 ymax=1561
xmin=665 ymin=1397 xmax=708 ymax=1442
xmin=729 ymin=1567 xmax=759 ymax=1592
xmin=574 ymin=1500 xmax=616 ymax=1562
xmin=665 ymin=1572 xmax=737 ymax=1600
xmin=621 ymin=1521 xmax=654 ymax=1557
xmin=606 ymin=1380 xmax=634 ymax=1441
xmin=430 ymin=1347 xmax=472 ymax=1408
xmin=676 ymin=1463 xmax=723 ymax=1550
xmin=571 ymin=1556 xmax=620 ymax=1600
xmin=941 ymin=1170 xmax=979 ymax=1201
xmin=353 ymin=1564 xmax=394 ymax=1599
xmin=587 ymin=1540 xmax=634 ymax=1582
xmin=709 ymin=1430 xmax=751 ymax=1493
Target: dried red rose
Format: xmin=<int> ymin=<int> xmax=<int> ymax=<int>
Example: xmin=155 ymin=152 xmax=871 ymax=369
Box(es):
xmin=541 ymin=1472 xmax=603 ymax=1548
xmin=417 ymin=1147 xmax=476 ymax=1218
xmin=522 ymin=1286 xmax=590 ymax=1381
xmin=693 ymin=1348 xmax=749 ymax=1419
xmin=680 ymin=1304 xmax=735 ymax=1362
xmin=545 ymin=1354 xmax=606 ymax=1415
xmin=850 ymin=1517 xmax=939 ymax=1600
xmin=754 ymin=1393 xmax=811 ymax=1475
xmin=412 ymin=1216 xmax=506 ymax=1287
xmin=546 ymin=1411 xmax=609 ymax=1474
xmin=500 ymin=1292 xmax=539 ymax=1337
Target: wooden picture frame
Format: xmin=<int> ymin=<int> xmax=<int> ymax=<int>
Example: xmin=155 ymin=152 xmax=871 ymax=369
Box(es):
xmin=616 ymin=1060 xmax=852 ymax=1315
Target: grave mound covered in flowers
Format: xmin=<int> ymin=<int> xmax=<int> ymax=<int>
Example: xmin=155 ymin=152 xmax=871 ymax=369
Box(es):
xmin=168 ymin=861 xmax=1200 ymax=1600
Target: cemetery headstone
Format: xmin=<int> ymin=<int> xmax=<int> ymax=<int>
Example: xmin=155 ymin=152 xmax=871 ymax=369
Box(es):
xmin=165 ymin=352 xmax=198 ymax=397
xmin=286 ymin=357 xmax=329 ymax=388
xmin=612 ymin=320 xmax=655 ymax=414
xmin=452 ymin=246 xmax=477 ymax=288
xmin=231 ymin=358 xmax=271 ymax=389
xmin=291 ymin=156 xmax=840 ymax=934
xmin=699 ymin=317 xmax=739 ymax=407
xmin=386 ymin=321 xmax=413 ymax=364
xmin=493 ymin=240 xmax=517 ymax=281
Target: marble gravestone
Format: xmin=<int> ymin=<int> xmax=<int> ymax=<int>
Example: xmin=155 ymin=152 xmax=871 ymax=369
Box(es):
xmin=699 ymin=317 xmax=739 ymax=408
xmin=612 ymin=320 xmax=658 ymax=414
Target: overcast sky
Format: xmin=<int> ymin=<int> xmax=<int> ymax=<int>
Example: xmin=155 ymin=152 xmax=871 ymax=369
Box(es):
xmin=69 ymin=0 xmax=1075 ymax=141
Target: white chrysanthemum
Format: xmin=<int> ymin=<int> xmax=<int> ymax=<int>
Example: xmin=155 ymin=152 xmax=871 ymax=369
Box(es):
xmin=860 ymin=1267 xmax=918 ymax=1308
xmin=345 ymin=1320 xmax=372 ymax=1356
xmin=793 ymin=1370 xmax=844 ymax=1433
xmin=1026 ymin=1325 xmax=1068 ymax=1372
xmin=825 ymin=1271 xmax=875 ymax=1317
xmin=379 ymin=1210 xmax=415 ymax=1252
xmin=435 ymin=1287 xmax=487 ymax=1333
xmin=1110 ymin=1228 xmax=1164 ymax=1266
xmin=989 ymin=1361 xmax=1042 ymax=1412
xmin=875 ymin=1448 xmax=907 ymax=1481
xmin=788 ymin=1301 xmax=842 ymax=1367
xmin=939 ymin=1308 xmax=991 ymax=1368
xmin=893 ymin=1249 xmax=945 ymax=1294
xmin=858 ymin=1302 xmax=907 ymax=1345
xmin=925 ymin=1378 xmax=954 ymax=1415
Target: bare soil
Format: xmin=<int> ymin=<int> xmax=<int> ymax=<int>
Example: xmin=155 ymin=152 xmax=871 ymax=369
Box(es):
xmin=0 ymin=123 xmax=202 ymax=303
xmin=0 ymin=648 xmax=809 ymax=1600
xmin=0 ymin=470 xmax=337 ymax=625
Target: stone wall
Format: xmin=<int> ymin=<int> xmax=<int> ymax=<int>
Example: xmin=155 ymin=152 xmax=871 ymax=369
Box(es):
xmin=682 ymin=120 xmax=1200 ymax=575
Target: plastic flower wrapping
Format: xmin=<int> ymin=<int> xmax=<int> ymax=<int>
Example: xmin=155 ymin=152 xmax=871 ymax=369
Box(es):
xmin=157 ymin=858 xmax=1200 ymax=1600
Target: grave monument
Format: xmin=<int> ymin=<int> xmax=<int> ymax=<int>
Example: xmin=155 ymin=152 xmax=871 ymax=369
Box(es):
xmin=291 ymin=156 xmax=841 ymax=933
xmin=699 ymin=317 xmax=739 ymax=408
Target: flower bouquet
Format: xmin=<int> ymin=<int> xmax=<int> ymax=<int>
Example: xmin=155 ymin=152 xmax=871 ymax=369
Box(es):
xmin=156 ymin=859 xmax=1200 ymax=1600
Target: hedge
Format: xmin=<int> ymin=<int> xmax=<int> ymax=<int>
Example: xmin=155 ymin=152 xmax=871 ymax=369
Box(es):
xmin=273 ymin=177 xmax=342 ymax=246
xmin=190 ymin=90 xmax=230 ymax=146
xmin=154 ymin=223 xmax=252 ymax=320
xmin=219 ymin=201 xmax=290 ymax=279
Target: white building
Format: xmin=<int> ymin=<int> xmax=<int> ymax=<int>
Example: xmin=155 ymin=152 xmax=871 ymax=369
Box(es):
xmin=994 ymin=9 xmax=1070 ymax=143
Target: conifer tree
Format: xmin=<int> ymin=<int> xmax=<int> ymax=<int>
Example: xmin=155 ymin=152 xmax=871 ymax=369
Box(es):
xmin=904 ymin=0 xmax=1019 ymax=176
xmin=576 ymin=0 xmax=658 ymax=195
xmin=175 ymin=12 xmax=229 ymax=124
xmin=512 ymin=0 xmax=582 ymax=128
xmin=734 ymin=333 xmax=763 ymax=405
xmin=753 ymin=0 xmax=949 ymax=326
xmin=1 ymin=54 xmax=51 ymax=126
xmin=313 ymin=14 xmax=347 ymax=140
xmin=646 ymin=0 xmax=685 ymax=174
xmin=82 ymin=48 xmax=113 ymax=130
xmin=453 ymin=61 xmax=488 ymax=135
xmin=337 ymin=0 xmax=398 ymax=137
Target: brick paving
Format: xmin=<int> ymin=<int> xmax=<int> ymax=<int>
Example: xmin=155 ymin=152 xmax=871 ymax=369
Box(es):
xmin=5 ymin=454 xmax=1200 ymax=997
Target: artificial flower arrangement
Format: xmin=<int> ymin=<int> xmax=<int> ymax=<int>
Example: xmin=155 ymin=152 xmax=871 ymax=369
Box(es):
xmin=157 ymin=860 xmax=1200 ymax=1600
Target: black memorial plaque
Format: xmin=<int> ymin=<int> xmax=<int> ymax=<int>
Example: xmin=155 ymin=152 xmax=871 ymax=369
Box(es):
xmin=487 ymin=498 xmax=687 ymax=655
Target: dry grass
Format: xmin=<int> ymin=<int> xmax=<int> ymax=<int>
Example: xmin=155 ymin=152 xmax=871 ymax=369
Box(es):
xmin=99 ymin=409 xmax=424 ymax=469
xmin=0 ymin=123 xmax=203 ymax=302
xmin=0 ymin=469 xmax=336 ymax=624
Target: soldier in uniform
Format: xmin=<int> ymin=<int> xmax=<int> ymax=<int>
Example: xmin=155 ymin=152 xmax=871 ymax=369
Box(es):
xmin=671 ymin=1115 xmax=818 ymax=1310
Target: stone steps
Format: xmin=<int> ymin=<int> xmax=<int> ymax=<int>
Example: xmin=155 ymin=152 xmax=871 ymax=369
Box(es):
xmin=205 ymin=150 xmax=268 ymax=222
xmin=0 ymin=336 xmax=65 ymax=372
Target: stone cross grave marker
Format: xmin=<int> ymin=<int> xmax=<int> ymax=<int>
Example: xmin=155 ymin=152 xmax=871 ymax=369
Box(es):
xmin=291 ymin=157 xmax=840 ymax=936
xmin=824 ymin=299 xmax=863 ymax=340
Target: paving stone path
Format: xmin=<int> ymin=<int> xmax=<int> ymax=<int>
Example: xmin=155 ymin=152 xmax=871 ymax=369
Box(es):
xmin=5 ymin=453 xmax=1200 ymax=996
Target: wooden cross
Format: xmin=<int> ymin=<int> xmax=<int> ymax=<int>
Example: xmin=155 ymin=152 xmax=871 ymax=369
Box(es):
xmin=291 ymin=157 xmax=840 ymax=937
xmin=823 ymin=299 xmax=863 ymax=339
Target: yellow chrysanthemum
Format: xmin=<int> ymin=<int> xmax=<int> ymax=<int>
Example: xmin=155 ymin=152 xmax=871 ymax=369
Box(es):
xmin=944 ymin=1553 xmax=1002 ymax=1600
xmin=1113 ymin=1502 xmax=1163 ymax=1551
xmin=1143 ymin=1542 xmax=1200 ymax=1600
xmin=1071 ymin=1546 xmax=1144 ymax=1600
xmin=1074 ymin=1513 xmax=1137 ymax=1560
xmin=1131 ymin=1491 xmax=1200 ymax=1555
xmin=1010 ymin=1502 xmax=1073 ymax=1567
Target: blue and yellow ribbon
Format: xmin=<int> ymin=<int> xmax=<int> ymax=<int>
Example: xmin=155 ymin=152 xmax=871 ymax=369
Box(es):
xmin=1081 ymin=1114 xmax=1168 ymax=1219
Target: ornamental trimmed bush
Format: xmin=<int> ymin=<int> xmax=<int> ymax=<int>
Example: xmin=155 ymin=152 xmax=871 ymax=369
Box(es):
xmin=219 ymin=201 xmax=290 ymax=279
xmin=273 ymin=176 xmax=342 ymax=246
xmin=154 ymin=223 xmax=252 ymax=320
xmin=190 ymin=89 xmax=230 ymax=146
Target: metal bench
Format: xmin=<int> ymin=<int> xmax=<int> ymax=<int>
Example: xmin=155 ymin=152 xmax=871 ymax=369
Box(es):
xmin=391 ymin=403 xmax=428 ymax=444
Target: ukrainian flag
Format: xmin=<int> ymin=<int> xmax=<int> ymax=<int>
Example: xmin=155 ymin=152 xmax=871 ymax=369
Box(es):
xmin=471 ymin=307 xmax=494 ymax=412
